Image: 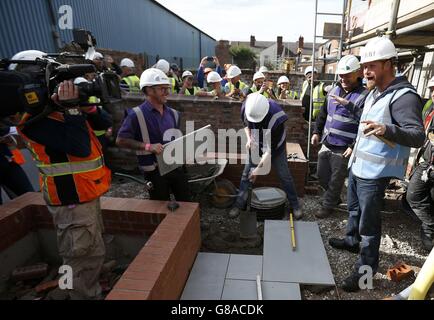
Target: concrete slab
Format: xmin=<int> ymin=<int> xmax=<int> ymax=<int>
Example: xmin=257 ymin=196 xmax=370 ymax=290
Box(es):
xmin=181 ymin=253 xmax=230 ymax=300
xmin=226 ymin=254 xmax=263 ymax=281
xmin=263 ymin=220 xmax=335 ymax=286
xmin=221 ymin=280 xmax=301 ymax=300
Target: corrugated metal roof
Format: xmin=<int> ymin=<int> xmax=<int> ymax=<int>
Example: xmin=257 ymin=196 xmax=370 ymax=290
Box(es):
xmin=1 ymin=0 xmax=216 ymax=68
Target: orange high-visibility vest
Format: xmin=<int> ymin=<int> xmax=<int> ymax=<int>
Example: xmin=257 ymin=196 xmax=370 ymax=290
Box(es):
xmin=10 ymin=148 xmax=25 ymax=165
xmin=18 ymin=112 xmax=111 ymax=206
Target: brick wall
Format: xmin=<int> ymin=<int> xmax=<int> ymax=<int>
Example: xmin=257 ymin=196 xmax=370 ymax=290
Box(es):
xmin=0 ymin=193 xmax=201 ymax=301
xmin=106 ymin=95 xmax=309 ymax=172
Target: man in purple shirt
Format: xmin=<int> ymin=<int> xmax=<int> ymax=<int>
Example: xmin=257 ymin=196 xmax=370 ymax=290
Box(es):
xmin=116 ymin=68 xmax=190 ymax=201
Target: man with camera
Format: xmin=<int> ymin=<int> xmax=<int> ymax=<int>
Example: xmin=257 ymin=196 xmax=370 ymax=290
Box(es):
xmin=197 ymin=56 xmax=223 ymax=89
xmin=11 ymin=49 xmax=113 ymax=299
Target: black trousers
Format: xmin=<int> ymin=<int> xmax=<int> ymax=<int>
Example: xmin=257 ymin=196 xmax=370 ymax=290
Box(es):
xmin=0 ymin=161 xmax=34 ymax=205
xmin=407 ymin=163 xmax=434 ymax=239
xmin=145 ymin=167 xmax=191 ymax=202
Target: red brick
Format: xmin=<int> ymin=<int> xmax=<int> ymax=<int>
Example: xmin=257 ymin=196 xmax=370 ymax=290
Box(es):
xmin=114 ymin=279 xmax=154 ymax=292
xmin=106 ymin=289 xmax=150 ymax=300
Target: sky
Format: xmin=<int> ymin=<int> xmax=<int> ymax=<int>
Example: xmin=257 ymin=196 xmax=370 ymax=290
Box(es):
xmin=155 ymin=0 xmax=346 ymax=43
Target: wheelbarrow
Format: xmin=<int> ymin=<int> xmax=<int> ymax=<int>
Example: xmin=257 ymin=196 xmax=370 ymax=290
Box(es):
xmin=114 ymin=158 xmax=238 ymax=209
xmin=186 ymin=158 xmax=238 ymax=208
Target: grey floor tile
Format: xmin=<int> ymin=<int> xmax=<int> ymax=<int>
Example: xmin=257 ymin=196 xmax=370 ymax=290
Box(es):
xmin=181 ymin=253 xmax=230 ymax=300
xmin=221 ymin=280 xmax=301 ymax=300
xmin=226 ymin=254 xmax=263 ymax=281
xmin=263 ymin=221 xmax=335 ymax=286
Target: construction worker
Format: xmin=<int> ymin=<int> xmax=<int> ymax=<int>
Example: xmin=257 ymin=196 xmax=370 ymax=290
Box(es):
xmin=179 ymin=71 xmax=208 ymax=97
xmin=207 ymin=71 xmax=225 ymax=98
xmin=259 ymin=66 xmax=270 ymax=80
xmin=422 ymin=76 xmax=434 ymax=115
xmin=155 ymin=59 xmax=178 ymax=94
xmin=119 ymin=58 xmax=140 ymax=94
xmin=224 ymin=66 xmax=249 ymax=100
xmin=228 ymin=93 xmax=302 ymax=219
xmin=116 ymin=68 xmax=191 ymax=201
xmin=301 ymin=66 xmax=326 ymax=121
xmin=92 ymin=52 xmax=105 ymax=72
xmin=311 ymin=55 xmax=368 ymax=219
xmin=277 ymin=76 xmax=298 ymax=100
xmin=170 ymin=63 xmax=182 ymax=87
xmin=406 ymin=77 xmax=434 ymax=252
xmin=197 ymin=56 xmax=222 ymax=89
xmin=12 ymin=49 xmax=112 ymax=300
xmin=248 ymin=72 xmax=277 ymax=100
xmin=328 ymin=37 xmax=425 ymax=292
xmin=0 ymin=126 xmax=34 ymax=205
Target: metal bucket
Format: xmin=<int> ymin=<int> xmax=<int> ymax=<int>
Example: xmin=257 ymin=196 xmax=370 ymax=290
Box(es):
xmin=251 ymin=187 xmax=287 ymax=221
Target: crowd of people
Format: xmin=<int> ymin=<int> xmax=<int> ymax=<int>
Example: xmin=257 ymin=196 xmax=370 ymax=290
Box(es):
xmin=1 ymin=35 xmax=433 ymax=299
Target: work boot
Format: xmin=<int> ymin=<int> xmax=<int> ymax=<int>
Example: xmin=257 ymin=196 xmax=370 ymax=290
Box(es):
xmin=293 ymin=208 xmax=303 ymax=220
xmin=228 ymin=207 xmax=240 ymax=219
xmin=329 ymin=238 xmax=360 ymax=254
xmin=421 ymin=232 xmax=434 ymax=252
xmin=315 ymin=207 xmax=334 ymax=219
xmin=341 ymin=272 xmax=363 ymax=293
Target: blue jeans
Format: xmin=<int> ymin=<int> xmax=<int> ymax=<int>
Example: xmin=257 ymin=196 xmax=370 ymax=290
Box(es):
xmin=234 ymin=148 xmax=300 ymax=211
xmin=345 ymin=170 xmax=390 ymax=273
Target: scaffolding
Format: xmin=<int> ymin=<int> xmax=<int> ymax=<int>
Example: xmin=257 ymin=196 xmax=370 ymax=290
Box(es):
xmin=307 ymin=0 xmax=348 ymax=160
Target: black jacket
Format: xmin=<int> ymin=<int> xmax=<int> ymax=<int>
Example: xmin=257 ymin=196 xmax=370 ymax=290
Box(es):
xmin=21 ymin=109 xmax=113 ymax=158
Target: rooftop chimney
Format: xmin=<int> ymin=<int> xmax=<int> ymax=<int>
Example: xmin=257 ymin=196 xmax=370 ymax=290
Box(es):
xmin=250 ymin=35 xmax=256 ymax=47
xmin=298 ymin=36 xmax=304 ymax=49
xmin=277 ymin=36 xmax=284 ymax=56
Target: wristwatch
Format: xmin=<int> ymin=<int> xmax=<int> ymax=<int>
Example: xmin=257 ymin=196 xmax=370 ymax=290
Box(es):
xmin=65 ymin=108 xmax=82 ymax=116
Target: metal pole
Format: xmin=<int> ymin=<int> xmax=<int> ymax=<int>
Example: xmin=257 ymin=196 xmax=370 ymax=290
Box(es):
xmin=386 ymin=0 xmax=401 ymax=39
xmin=335 ymin=0 xmax=348 ymax=82
xmin=307 ymin=0 xmax=318 ymax=160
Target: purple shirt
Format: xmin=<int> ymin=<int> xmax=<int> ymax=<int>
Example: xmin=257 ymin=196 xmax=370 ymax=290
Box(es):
xmin=118 ymin=100 xmax=180 ymax=145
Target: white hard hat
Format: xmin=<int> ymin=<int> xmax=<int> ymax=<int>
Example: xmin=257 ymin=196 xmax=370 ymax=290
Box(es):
xmin=426 ymin=76 xmax=434 ymax=88
xmin=182 ymin=70 xmax=193 ymax=79
xmin=207 ymin=71 xmax=223 ymax=83
xmin=9 ymin=50 xmax=46 ymax=70
xmin=360 ymin=37 xmax=397 ymax=64
xmin=155 ymin=59 xmax=170 ymax=75
xmin=139 ymin=68 xmax=170 ymax=90
xmin=73 ymin=77 xmax=89 ymax=85
xmin=93 ymin=52 xmax=104 ymax=60
xmin=336 ymin=55 xmax=361 ymax=75
xmin=277 ymin=76 xmax=290 ymax=85
xmin=227 ymin=65 xmax=242 ymax=79
xmin=245 ymin=92 xmax=270 ymax=123
xmin=304 ymin=66 xmax=318 ymax=76
xmin=120 ymin=58 xmax=135 ymax=68
xmin=259 ymin=66 xmax=269 ymax=73
xmin=253 ymin=72 xmax=265 ymax=81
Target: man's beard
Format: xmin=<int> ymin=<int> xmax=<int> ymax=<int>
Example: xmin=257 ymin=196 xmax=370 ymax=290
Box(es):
xmin=366 ymin=79 xmax=376 ymax=91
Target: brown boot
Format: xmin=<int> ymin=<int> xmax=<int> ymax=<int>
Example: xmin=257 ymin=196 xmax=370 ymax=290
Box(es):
xmin=315 ymin=207 xmax=333 ymax=219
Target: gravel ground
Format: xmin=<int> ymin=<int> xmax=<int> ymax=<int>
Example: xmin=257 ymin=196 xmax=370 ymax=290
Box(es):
xmin=106 ymin=174 xmax=433 ymax=300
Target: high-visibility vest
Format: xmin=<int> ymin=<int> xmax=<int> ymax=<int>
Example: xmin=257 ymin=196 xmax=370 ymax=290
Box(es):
xmin=423 ymin=99 xmax=433 ymax=119
xmin=169 ymin=77 xmax=177 ymax=94
xmin=10 ymin=148 xmax=25 ymax=165
xmin=132 ymin=106 xmax=180 ymax=172
xmin=312 ymin=83 xmax=326 ymax=120
xmin=226 ymin=81 xmax=248 ymax=93
xmin=122 ymin=75 xmax=141 ymax=94
xmin=350 ymin=87 xmax=417 ymax=180
xmin=250 ymin=86 xmax=270 ymax=98
xmin=301 ymin=81 xmax=325 ymax=119
xmin=280 ymin=89 xmax=298 ymax=100
xmin=18 ymin=112 xmax=111 ymax=206
xmin=87 ymin=96 xmax=107 ymax=137
xmin=183 ymin=87 xmax=201 ymax=96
